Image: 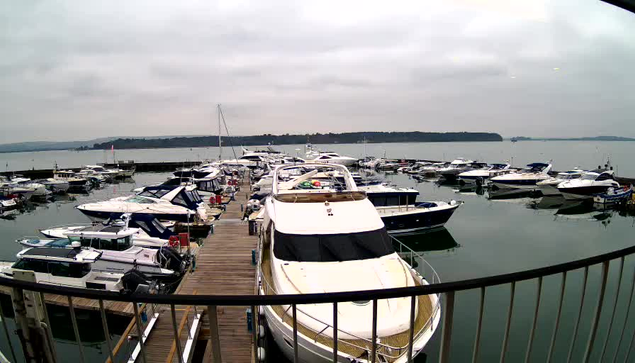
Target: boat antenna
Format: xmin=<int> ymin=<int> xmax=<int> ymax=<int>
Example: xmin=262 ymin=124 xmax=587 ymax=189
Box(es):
xmin=218 ymin=105 xmax=238 ymax=161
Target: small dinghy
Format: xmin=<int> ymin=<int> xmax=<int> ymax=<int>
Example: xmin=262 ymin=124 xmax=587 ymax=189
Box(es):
xmin=593 ymin=186 xmax=633 ymax=205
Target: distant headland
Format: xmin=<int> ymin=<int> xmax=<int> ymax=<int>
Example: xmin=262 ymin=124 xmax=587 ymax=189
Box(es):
xmin=91 ymin=132 xmax=503 ymax=150
xmin=509 ymin=136 xmax=635 ymax=142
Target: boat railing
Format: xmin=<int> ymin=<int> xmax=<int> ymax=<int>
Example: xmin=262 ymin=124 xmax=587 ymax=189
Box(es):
xmin=257 ymin=258 xmax=431 ymax=361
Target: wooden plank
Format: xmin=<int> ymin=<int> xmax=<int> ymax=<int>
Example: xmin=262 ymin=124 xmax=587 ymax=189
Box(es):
xmin=140 ymin=175 xmax=256 ymax=363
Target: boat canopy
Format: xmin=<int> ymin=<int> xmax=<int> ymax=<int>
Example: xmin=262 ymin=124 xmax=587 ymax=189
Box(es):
xmin=138 ymin=185 xmax=201 ymax=210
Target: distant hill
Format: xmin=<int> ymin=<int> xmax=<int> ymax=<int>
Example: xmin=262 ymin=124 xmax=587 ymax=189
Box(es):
xmin=509 ymin=136 xmax=635 ymax=142
xmin=92 ymin=131 xmax=503 ymax=150
xmin=0 ymin=137 xmax=118 ymax=153
xmin=0 ymin=135 xmax=208 ymax=153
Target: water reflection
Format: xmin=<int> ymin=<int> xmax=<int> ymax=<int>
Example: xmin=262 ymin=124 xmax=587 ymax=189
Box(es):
xmin=487 ymin=188 xmax=541 ymax=200
xmin=392 ymin=228 xmax=460 ymax=255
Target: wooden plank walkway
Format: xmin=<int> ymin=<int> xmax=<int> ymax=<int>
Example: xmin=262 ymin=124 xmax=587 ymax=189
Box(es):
xmin=132 ymin=177 xmax=257 ymax=363
xmin=0 ymin=286 xmax=134 ymax=317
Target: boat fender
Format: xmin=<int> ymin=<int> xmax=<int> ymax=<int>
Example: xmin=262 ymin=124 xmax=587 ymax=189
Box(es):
xmin=257 ymin=347 xmax=266 ymax=362
xmin=259 ymin=325 xmax=265 ymax=338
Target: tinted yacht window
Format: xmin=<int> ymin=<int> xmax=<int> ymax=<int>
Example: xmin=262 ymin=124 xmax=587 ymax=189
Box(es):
xmin=273 ymin=228 xmax=394 ymax=262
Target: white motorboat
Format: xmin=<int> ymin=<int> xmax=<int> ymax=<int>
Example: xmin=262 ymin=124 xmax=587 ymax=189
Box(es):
xmin=258 ymin=164 xmax=440 ymax=363
xmin=557 ymin=171 xmax=621 ymax=200
xmin=0 ymin=247 xmax=154 ymax=292
xmin=306 ymin=152 xmax=358 ymax=166
xmin=38 ymin=178 xmax=70 ymax=194
xmin=39 ymin=213 xmax=173 ymax=248
xmin=458 ymin=163 xmax=512 ymax=185
xmin=53 ymin=170 xmax=92 ymax=192
xmin=436 ymin=158 xmax=478 ymax=182
xmin=490 ymin=163 xmax=553 ymax=190
xmin=10 ymin=177 xmax=49 ymax=200
xmin=77 ymin=185 xmax=207 ymax=222
xmin=18 ymin=227 xmax=184 ymax=279
xmin=82 ymin=165 xmax=120 ymax=180
xmin=536 ymin=169 xmax=585 ymax=196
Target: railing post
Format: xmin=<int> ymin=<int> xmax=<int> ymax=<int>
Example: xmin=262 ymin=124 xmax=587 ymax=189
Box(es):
xmin=0 ymin=295 xmax=18 ymax=363
xmin=98 ymin=299 xmax=115 ymax=363
xmin=171 ymin=304 xmax=184 ymax=363
xmin=582 ymin=261 xmax=610 ymax=363
xmin=567 ymin=266 xmax=589 ymax=363
xmin=332 ymin=302 xmax=338 ymax=363
xmin=524 ymin=277 xmax=542 ymax=363
xmin=133 ymin=303 xmax=148 ymax=363
xmin=292 ymin=304 xmax=299 ymax=363
xmin=251 ymin=305 xmax=258 ymax=363
xmin=206 ymin=305 xmax=222 ymax=363
xmin=612 ymin=264 xmax=635 ymax=363
xmin=500 ymin=282 xmax=516 ymax=363
xmin=547 ymin=273 xmax=567 ymax=363
xmin=439 ymin=291 xmax=455 ymax=363
xmin=372 ymin=299 xmax=378 ymax=363
xmin=38 ymin=292 xmax=57 ymax=363
xmin=67 ymin=296 xmax=86 ymax=363
xmin=600 ymin=256 xmax=624 ymax=361
xmin=472 ymin=287 xmax=486 ymax=363
xmin=407 ymin=295 xmax=416 ymax=363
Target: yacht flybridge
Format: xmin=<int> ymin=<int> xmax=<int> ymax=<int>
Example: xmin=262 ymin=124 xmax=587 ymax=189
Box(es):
xmin=258 ymin=164 xmax=440 ymax=362
xmin=76 ymin=185 xmax=206 ymax=222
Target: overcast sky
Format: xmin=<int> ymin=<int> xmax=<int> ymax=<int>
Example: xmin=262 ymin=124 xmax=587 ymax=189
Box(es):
xmin=1 ymin=0 xmax=634 ymax=144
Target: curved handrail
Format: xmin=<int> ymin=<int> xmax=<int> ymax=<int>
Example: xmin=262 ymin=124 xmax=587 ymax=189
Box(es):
xmin=0 ymin=243 xmax=634 ymax=306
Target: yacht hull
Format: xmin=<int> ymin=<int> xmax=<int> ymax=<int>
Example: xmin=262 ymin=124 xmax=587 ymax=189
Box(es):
xmin=378 ymin=203 xmax=460 ymax=235
xmin=559 ymin=186 xmax=611 ymax=200
xmin=78 ymin=208 xmax=193 ymax=222
xmin=263 ymin=295 xmax=440 ymax=363
xmin=491 ymin=180 xmax=542 ymax=190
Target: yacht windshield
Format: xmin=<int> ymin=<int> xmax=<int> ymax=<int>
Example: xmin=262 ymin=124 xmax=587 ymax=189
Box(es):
xmin=582 ymin=174 xmax=598 ymax=180
xmin=273 ymin=228 xmax=394 ymax=262
xmin=126 ymin=196 xmax=155 ymax=204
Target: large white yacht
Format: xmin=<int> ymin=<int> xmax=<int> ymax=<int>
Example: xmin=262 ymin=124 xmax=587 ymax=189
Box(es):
xmin=258 ymin=164 xmax=440 ymax=362
xmin=77 ymin=185 xmax=207 ymax=222
xmin=490 ymin=162 xmax=553 ymax=190
xmin=557 ymin=171 xmax=621 ymax=200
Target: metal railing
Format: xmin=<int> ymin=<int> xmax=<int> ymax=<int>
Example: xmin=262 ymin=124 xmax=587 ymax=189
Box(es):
xmin=1 ymin=241 xmax=635 ymax=363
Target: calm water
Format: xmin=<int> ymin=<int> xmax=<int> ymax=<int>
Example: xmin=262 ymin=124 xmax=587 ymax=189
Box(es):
xmin=1 ymin=156 xmax=635 ymax=360
xmin=2 ymin=140 xmax=635 ymax=176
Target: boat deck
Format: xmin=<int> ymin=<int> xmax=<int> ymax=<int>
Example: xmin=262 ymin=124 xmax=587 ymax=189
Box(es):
xmin=260 ymin=246 xmax=435 ymax=362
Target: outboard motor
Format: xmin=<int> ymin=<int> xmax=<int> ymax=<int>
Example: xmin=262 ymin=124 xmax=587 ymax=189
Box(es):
xmin=158 ymin=247 xmax=186 ymax=274
xmin=122 ymin=270 xmax=151 ymax=293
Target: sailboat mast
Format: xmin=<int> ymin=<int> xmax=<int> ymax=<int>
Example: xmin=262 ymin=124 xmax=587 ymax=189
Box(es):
xmin=217 ymin=104 xmax=222 ymax=161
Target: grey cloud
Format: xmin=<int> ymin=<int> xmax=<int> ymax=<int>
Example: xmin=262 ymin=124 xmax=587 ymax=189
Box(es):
xmin=0 ymin=0 xmax=634 ymax=143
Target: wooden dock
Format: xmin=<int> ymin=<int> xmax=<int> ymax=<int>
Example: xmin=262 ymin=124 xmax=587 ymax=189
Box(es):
xmin=0 ymin=286 xmax=135 ymax=317
xmin=114 ymin=177 xmax=258 ymax=363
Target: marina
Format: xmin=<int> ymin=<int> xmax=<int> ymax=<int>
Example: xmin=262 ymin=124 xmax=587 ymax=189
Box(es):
xmin=1 ymin=142 xmax=635 ymax=362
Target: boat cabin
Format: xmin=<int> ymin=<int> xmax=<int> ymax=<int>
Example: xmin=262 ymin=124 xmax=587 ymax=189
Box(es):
xmin=11 ymin=248 xmax=100 ymax=278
